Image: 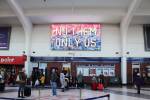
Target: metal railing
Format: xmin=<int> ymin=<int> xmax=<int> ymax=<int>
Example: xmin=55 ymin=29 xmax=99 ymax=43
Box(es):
xmin=82 ymin=94 xmax=110 ymax=100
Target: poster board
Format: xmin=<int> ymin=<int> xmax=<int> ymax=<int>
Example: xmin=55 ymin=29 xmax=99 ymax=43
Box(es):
xmin=109 ymin=68 xmax=115 ymax=76
xmin=89 ymin=68 xmax=96 ymax=76
xmin=96 ymin=68 xmax=103 ymax=76
xmin=39 ymin=63 xmax=47 ymax=69
xmin=77 ymin=67 xmax=83 ymax=75
xmin=103 ymin=68 xmax=109 ymax=76
xmin=83 ymin=68 xmax=89 ymax=76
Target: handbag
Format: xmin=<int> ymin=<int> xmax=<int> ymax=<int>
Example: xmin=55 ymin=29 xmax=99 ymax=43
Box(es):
xmin=35 ymin=79 xmax=39 ymax=86
xmin=16 ymin=75 xmax=20 ymax=82
xmin=134 ymin=84 xmax=137 ymax=88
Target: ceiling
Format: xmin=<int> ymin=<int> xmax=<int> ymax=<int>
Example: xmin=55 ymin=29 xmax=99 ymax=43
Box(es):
xmin=0 ymin=0 xmax=150 ymax=25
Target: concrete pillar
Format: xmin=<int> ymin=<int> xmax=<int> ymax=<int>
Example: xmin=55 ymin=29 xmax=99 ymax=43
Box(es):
xmin=6 ymin=0 xmax=33 ymax=77
xmin=120 ymin=0 xmax=142 ymax=84
xmin=121 ymin=57 xmax=127 ymax=84
xmin=24 ymin=29 xmax=32 ymax=77
xmin=120 ymin=26 xmax=127 ymax=84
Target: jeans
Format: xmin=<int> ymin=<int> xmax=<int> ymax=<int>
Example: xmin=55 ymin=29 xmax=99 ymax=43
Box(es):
xmin=18 ymin=85 xmax=25 ymax=97
xmin=137 ymin=85 xmax=141 ymax=94
xmin=51 ymin=82 xmax=57 ymax=96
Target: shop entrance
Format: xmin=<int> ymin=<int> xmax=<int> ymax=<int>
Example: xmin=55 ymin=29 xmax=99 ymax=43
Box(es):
xmin=132 ymin=63 xmax=140 ymax=82
xmin=0 ymin=65 xmax=24 ymax=85
xmin=62 ymin=63 xmax=71 ymax=76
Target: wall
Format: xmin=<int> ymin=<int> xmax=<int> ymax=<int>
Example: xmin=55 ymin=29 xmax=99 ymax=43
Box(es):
xmin=127 ymin=25 xmax=150 ymax=57
xmin=0 ymin=26 xmax=25 ymax=56
xmin=1 ymin=24 xmax=148 ymax=58
xmin=1 ymin=24 xmax=150 ymax=79
xmin=31 ymin=24 xmax=121 ymax=57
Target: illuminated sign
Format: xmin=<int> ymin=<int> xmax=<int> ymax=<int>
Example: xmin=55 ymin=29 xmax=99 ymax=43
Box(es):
xmin=0 ymin=27 xmax=11 ymax=50
xmin=50 ymin=24 xmax=101 ymax=51
xmin=0 ymin=56 xmax=25 ymax=65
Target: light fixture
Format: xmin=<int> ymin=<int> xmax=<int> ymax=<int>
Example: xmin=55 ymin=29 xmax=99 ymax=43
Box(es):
xmin=115 ymin=52 xmax=119 ymax=54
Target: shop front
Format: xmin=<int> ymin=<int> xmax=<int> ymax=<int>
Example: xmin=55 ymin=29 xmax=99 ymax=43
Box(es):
xmin=0 ymin=56 xmax=26 ymax=84
xmin=127 ymin=58 xmax=150 ymax=85
xmin=31 ymin=57 xmax=121 ymax=86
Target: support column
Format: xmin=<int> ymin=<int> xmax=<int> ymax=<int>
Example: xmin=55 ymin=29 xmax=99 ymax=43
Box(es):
xmin=121 ymin=57 xmax=127 ymax=84
xmin=120 ymin=0 xmax=142 ymax=84
xmin=120 ymin=26 xmax=127 ymax=84
xmin=24 ymin=29 xmax=32 ymax=77
xmin=6 ymin=0 xmax=33 ymax=77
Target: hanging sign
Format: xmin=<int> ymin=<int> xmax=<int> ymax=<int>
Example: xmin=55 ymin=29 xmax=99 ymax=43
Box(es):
xmin=0 ymin=27 xmax=11 ymax=50
xmin=50 ymin=24 xmax=101 ymax=51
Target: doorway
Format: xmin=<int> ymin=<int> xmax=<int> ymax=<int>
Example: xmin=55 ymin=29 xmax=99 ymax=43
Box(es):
xmin=132 ymin=63 xmax=140 ymax=82
xmin=62 ymin=63 xmax=71 ymax=76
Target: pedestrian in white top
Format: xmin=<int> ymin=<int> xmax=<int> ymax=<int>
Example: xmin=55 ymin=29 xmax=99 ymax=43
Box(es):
xmin=60 ymin=72 xmax=65 ymax=92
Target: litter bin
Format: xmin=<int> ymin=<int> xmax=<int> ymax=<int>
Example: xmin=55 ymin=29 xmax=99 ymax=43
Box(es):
xmin=109 ymin=77 xmax=120 ymax=85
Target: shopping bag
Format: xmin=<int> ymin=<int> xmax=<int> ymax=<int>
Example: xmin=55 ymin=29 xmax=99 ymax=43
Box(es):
xmin=35 ymin=79 xmax=39 ymax=86
xmin=91 ymin=83 xmax=97 ymax=90
xmin=134 ymin=84 xmax=137 ymax=89
xmin=97 ymin=83 xmax=104 ymax=90
xmin=16 ymin=75 xmax=20 ymax=82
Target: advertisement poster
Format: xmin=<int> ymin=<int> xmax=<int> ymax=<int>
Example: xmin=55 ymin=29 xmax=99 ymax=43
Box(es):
xmin=50 ymin=24 xmax=101 ymax=51
xmin=77 ymin=67 xmax=83 ymax=75
xmin=89 ymin=68 xmax=96 ymax=76
xmin=0 ymin=27 xmax=11 ymax=50
xmin=96 ymin=68 xmax=103 ymax=76
xmin=103 ymin=68 xmax=109 ymax=76
xmin=83 ymin=68 xmax=89 ymax=76
xmin=109 ymin=68 xmax=115 ymax=76
xmin=39 ymin=63 xmax=47 ymax=69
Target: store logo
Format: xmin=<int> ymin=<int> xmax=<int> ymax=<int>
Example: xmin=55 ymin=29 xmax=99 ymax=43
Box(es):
xmin=0 ymin=57 xmax=15 ymax=63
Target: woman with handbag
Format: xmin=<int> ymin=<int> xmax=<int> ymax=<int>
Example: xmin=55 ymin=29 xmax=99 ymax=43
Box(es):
xmin=16 ymin=69 xmax=26 ymax=98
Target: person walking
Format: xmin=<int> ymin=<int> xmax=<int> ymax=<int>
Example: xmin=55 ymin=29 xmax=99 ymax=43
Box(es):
xmin=16 ymin=69 xmax=26 ymax=98
xmin=77 ymin=71 xmax=83 ymax=88
xmin=91 ymin=75 xmax=97 ymax=90
xmin=50 ymin=69 xmax=58 ymax=96
xmin=40 ymin=74 xmax=45 ymax=88
xmin=134 ymin=73 xmax=144 ymax=94
xmin=60 ymin=71 xmax=65 ymax=92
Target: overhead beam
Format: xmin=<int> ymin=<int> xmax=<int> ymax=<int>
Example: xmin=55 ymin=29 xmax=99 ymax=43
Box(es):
xmin=0 ymin=8 xmax=125 ymax=17
xmin=1 ymin=7 xmax=150 ymax=18
xmin=6 ymin=0 xmax=33 ymax=75
xmin=121 ymin=0 xmax=142 ymax=29
xmin=6 ymin=0 xmax=32 ymax=32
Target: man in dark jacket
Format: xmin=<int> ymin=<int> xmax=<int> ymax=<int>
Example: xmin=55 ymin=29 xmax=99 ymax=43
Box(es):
xmin=50 ymin=69 xmax=58 ymax=96
xmin=134 ymin=73 xmax=144 ymax=94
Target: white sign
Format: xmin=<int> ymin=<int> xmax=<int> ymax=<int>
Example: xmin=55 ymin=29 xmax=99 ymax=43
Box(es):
xmin=109 ymin=68 xmax=115 ymax=76
xmin=77 ymin=67 xmax=83 ymax=75
xmin=83 ymin=68 xmax=89 ymax=76
xmin=39 ymin=63 xmax=47 ymax=69
xmin=96 ymin=68 xmax=103 ymax=76
xmin=103 ymin=68 xmax=109 ymax=76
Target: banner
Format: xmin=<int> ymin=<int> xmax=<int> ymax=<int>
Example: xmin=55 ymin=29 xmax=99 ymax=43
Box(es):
xmin=50 ymin=24 xmax=101 ymax=50
xmin=0 ymin=56 xmax=25 ymax=65
xmin=0 ymin=27 xmax=11 ymax=50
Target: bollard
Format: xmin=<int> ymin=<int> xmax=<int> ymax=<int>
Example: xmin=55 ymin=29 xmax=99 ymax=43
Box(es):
xmin=80 ymin=88 xmax=82 ymax=100
xmin=38 ymin=87 xmax=41 ymax=100
xmin=108 ymin=94 xmax=110 ymax=100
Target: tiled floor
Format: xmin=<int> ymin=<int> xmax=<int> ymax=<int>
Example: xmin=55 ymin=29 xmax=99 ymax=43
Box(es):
xmin=0 ymin=86 xmax=150 ymax=100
